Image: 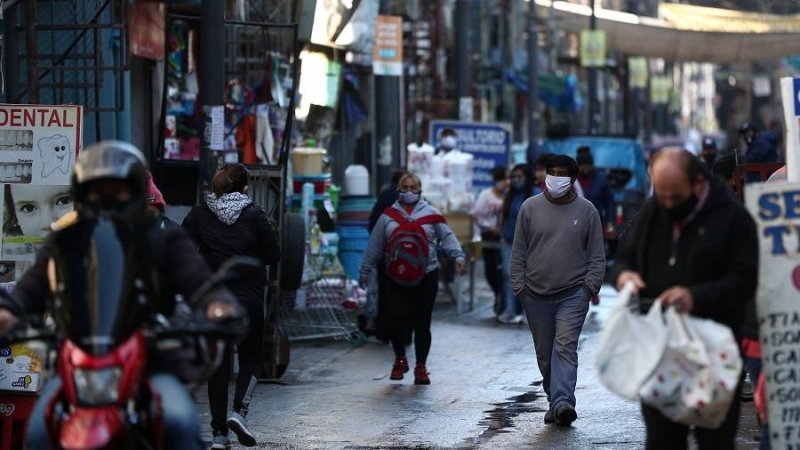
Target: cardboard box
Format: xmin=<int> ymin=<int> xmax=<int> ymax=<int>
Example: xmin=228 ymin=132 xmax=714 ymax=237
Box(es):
xmin=0 ymin=344 xmax=43 ymax=393
xmin=444 ymin=212 xmax=473 ymax=243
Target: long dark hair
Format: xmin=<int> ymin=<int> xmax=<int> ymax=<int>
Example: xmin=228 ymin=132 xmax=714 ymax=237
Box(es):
xmin=211 ymin=163 xmax=249 ymax=197
xmin=501 ymin=164 xmax=534 ymax=224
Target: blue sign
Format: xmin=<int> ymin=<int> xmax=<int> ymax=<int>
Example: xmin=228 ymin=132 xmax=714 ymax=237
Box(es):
xmin=429 ymin=121 xmax=512 ymax=191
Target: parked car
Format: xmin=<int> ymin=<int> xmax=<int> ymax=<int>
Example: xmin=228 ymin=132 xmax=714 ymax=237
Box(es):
xmin=540 ymin=135 xmax=650 ymax=259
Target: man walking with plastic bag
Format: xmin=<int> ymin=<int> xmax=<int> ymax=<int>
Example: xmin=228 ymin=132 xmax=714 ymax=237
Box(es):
xmin=608 ymin=149 xmax=758 ymax=450
xmin=510 ymin=154 xmax=606 ymax=427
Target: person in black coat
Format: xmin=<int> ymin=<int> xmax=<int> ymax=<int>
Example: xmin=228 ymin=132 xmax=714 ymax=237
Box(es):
xmin=608 ymin=149 xmax=758 ymax=450
xmin=182 ymin=163 xmax=281 ymax=448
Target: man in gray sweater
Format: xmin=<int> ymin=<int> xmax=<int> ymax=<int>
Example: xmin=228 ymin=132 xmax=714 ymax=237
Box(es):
xmin=510 ymin=154 xmax=606 ymax=427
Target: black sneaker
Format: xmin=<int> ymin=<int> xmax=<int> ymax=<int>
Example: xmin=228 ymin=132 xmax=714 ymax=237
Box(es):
xmin=555 ymin=405 xmax=577 ymax=427
xmin=544 ymin=409 xmax=555 ymax=424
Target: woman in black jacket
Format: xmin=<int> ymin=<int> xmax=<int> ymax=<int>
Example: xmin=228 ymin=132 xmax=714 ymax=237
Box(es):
xmin=182 ymin=163 xmax=281 ymax=449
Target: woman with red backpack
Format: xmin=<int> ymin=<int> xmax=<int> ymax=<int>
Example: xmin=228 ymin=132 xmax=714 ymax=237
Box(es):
xmin=359 ymin=173 xmax=466 ymax=384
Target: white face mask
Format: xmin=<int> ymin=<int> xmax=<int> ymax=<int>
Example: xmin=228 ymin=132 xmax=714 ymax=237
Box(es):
xmin=545 ymin=175 xmax=572 ymax=198
xmin=441 ymin=136 xmax=457 ymax=149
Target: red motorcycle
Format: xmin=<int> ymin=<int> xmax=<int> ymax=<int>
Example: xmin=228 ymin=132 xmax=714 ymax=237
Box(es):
xmin=3 ymin=218 xmax=253 ymax=449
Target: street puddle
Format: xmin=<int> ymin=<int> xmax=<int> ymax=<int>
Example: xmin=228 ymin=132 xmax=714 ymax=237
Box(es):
xmin=464 ymin=390 xmax=546 ymax=447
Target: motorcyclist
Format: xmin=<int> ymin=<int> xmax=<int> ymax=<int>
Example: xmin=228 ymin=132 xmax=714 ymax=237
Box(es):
xmin=0 ymin=140 xmax=243 ymax=449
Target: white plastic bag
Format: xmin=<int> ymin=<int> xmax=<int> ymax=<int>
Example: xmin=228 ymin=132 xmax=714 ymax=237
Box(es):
xmin=595 ymin=282 xmax=669 ymax=400
xmin=639 ymin=308 xmax=742 ymax=428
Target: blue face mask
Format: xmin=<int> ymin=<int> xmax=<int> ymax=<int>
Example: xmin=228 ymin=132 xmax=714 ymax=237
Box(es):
xmin=398 ymin=191 xmax=420 ymax=204
xmin=510 ymin=179 xmax=524 ymax=190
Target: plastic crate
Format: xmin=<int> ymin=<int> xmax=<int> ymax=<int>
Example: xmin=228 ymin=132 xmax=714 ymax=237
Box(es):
xmin=0 ymin=393 xmax=37 ymax=450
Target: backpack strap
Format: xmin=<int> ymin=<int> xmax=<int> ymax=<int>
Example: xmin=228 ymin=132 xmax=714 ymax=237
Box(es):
xmin=383 ymin=207 xmax=406 ymax=224
xmin=416 ymin=214 xmax=446 ymax=226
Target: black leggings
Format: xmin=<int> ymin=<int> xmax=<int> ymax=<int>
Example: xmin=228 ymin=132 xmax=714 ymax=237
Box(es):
xmin=384 ymin=270 xmax=438 ymax=365
xmin=481 ymin=247 xmax=502 ymax=296
xmin=208 ymin=299 xmax=264 ymax=434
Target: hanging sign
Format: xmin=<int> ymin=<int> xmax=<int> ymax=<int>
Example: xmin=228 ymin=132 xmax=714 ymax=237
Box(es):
xmin=373 ymin=15 xmax=403 ymax=76
xmin=580 ymin=30 xmax=606 ymax=68
xmin=629 ymin=57 xmax=648 ymax=89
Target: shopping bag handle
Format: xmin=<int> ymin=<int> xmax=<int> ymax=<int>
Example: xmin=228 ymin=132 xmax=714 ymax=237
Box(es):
xmin=615 ymin=280 xmax=636 ymax=308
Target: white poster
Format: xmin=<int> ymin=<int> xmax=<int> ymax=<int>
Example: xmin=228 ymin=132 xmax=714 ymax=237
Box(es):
xmin=0 ymin=104 xmax=82 ymax=185
xmin=746 ymin=181 xmax=800 ymax=449
xmin=1 ymin=184 xmax=74 ymax=261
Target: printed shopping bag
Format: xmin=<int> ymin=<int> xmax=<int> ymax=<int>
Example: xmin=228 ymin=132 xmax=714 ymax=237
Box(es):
xmin=639 ymin=308 xmax=741 ymax=429
xmin=596 ymin=282 xmax=669 ymax=400
xmin=680 ymin=314 xmax=742 ymax=428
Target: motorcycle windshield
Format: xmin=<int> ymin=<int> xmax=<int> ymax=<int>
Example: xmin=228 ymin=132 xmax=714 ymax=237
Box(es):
xmin=52 ymin=218 xmax=153 ymax=355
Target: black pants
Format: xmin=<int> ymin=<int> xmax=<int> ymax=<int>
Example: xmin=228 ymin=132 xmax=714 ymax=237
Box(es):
xmin=481 ymin=246 xmax=502 ymax=296
xmin=208 ymin=299 xmax=264 ymax=434
xmin=641 ymin=392 xmax=741 ymax=450
xmin=385 ymin=270 xmax=438 ymax=365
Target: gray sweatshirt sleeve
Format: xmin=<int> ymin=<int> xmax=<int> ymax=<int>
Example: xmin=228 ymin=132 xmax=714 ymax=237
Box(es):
xmin=583 ymin=207 xmax=606 ymax=295
xmin=359 ymin=215 xmax=387 ymax=279
xmin=435 ymin=222 xmax=466 ymax=261
xmin=510 ymin=202 xmax=528 ymax=298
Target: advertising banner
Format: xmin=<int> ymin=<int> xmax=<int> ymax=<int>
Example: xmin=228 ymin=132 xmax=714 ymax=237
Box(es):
xmin=0 ymin=104 xmax=82 ymax=261
xmin=746 ymin=181 xmax=800 ymax=449
xmin=580 ymin=30 xmax=606 ymax=68
xmin=629 ymin=57 xmax=648 ymax=89
xmin=373 ymin=15 xmax=403 ymax=76
xmin=429 ymin=120 xmax=511 ymax=191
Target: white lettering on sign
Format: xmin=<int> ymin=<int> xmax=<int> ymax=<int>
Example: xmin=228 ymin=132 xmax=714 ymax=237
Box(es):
xmin=0 ymin=403 xmax=14 ymax=417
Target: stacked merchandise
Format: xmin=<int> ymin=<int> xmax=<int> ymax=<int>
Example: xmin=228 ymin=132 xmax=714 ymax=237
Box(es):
xmin=336 ymin=195 xmax=376 ymax=280
xmin=407 ymin=143 xmax=474 ymax=213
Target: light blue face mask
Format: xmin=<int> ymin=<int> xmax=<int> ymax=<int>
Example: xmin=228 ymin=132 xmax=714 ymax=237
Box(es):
xmin=398 ymin=191 xmax=420 ymax=204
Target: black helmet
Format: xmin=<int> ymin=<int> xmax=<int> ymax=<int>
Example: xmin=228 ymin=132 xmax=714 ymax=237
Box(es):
xmin=72 ymin=140 xmax=149 ymax=221
xmin=739 ymin=122 xmax=758 ymax=134
xmin=701 ymin=137 xmax=717 ymax=150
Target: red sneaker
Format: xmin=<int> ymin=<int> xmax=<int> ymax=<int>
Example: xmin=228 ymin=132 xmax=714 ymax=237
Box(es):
xmin=390 ymin=356 xmax=409 ymax=380
xmin=414 ymin=364 xmax=430 ymax=385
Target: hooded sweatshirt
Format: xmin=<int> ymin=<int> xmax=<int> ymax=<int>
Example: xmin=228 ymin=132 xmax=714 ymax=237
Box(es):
xmin=359 ymin=200 xmax=465 ymax=280
xmin=182 ymin=192 xmax=281 ymax=304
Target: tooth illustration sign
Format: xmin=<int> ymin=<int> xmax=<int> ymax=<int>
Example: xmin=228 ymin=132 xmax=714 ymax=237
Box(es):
xmin=38 ymin=135 xmax=72 ymax=178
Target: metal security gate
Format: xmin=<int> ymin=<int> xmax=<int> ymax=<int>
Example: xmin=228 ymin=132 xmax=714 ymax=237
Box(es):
xmin=9 ymin=0 xmax=127 ymax=142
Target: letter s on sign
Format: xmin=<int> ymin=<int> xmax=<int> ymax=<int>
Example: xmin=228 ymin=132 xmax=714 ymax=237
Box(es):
xmin=759 ymin=192 xmax=781 ymax=221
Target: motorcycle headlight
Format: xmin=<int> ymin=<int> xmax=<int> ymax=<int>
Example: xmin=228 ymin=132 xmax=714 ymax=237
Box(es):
xmin=73 ymin=367 xmax=122 ymax=405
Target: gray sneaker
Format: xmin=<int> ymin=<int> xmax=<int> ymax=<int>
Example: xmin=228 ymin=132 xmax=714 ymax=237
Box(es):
xmin=210 ymin=432 xmax=231 ymax=450
xmin=226 ymin=411 xmax=256 ymax=447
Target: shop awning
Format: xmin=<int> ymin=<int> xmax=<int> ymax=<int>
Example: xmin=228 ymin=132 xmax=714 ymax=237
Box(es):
xmin=534 ymin=0 xmax=800 ymax=63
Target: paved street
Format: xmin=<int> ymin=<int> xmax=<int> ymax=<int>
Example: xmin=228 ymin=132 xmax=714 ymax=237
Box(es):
xmin=195 ymin=274 xmax=762 ymax=449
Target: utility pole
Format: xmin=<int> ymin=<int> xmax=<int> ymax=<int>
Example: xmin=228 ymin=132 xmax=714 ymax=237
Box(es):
xmin=588 ymin=0 xmax=599 ymax=135
xmin=198 ymin=0 xmax=225 ymax=203
xmin=455 ymin=0 xmax=471 ymax=121
xmin=373 ymin=0 xmax=402 ymax=194
xmin=528 ymin=0 xmax=539 ymax=150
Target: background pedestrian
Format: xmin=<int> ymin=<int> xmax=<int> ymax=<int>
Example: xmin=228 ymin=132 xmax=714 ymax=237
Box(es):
xmin=359 ymin=173 xmax=466 ymax=385
xmin=182 ymin=163 xmax=281 ymax=449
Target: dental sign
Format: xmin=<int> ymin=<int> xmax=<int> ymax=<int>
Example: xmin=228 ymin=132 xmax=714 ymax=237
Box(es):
xmin=0 ymin=104 xmax=82 ymax=262
xmin=0 ymin=104 xmax=82 ymax=185
xmin=747 ymin=182 xmax=800 ymax=448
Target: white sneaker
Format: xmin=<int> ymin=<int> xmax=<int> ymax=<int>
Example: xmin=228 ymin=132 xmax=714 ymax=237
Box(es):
xmin=496 ymin=311 xmax=523 ymax=324
xmin=226 ymin=411 xmax=256 ymax=447
xmin=210 ymin=432 xmax=231 ymax=450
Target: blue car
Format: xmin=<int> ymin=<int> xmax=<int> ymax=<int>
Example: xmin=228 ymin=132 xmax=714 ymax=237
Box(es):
xmin=541 ymin=136 xmax=650 ymax=256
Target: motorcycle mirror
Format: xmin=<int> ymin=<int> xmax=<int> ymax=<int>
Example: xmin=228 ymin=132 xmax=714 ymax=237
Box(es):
xmin=189 ymin=256 xmax=263 ymax=305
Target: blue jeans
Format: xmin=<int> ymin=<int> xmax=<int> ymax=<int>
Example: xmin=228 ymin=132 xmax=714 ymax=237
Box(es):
xmin=501 ymin=242 xmax=522 ymax=315
xmin=522 ymin=288 xmax=590 ymax=410
xmin=26 ymin=373 xmax=203 ymax=449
